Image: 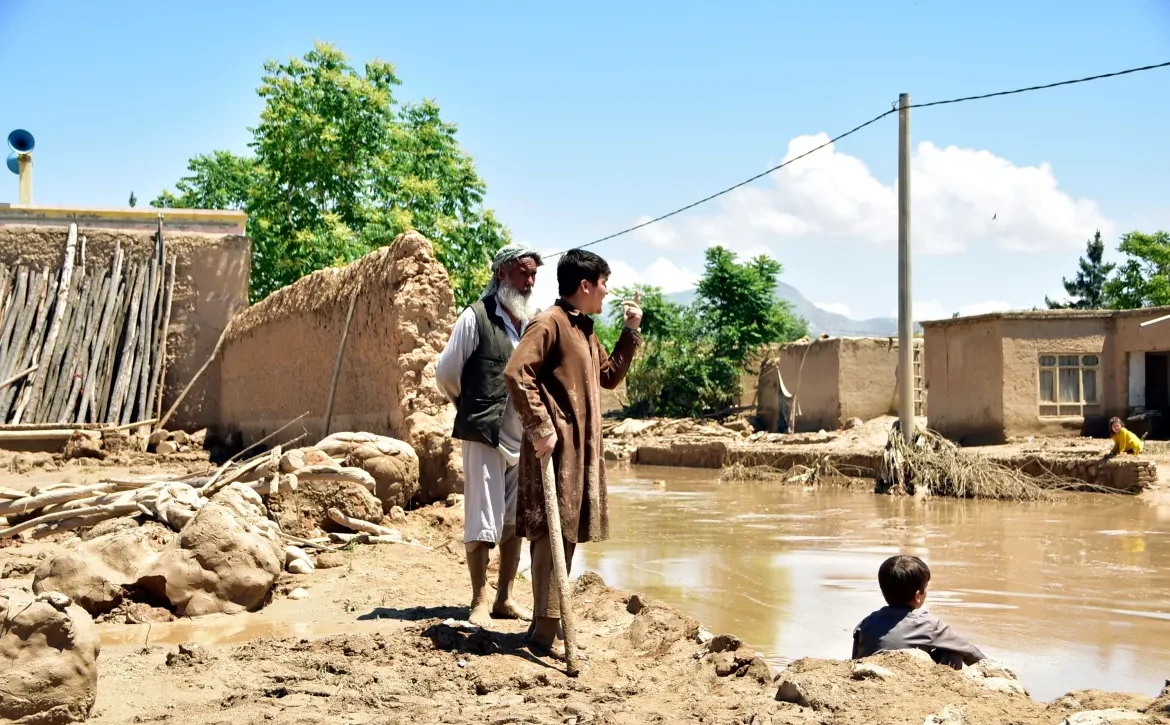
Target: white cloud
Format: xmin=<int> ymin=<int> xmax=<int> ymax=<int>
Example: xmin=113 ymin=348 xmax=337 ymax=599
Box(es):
xmin=814 ymin=301 xmax=852 ymax=317
xmin=633 ymin=134 xmax=1113 ymax=257
xmin=529 ymin=253 xmax=698 ymax=313
xmin=634 ymin=216 xmax=679 ymax=248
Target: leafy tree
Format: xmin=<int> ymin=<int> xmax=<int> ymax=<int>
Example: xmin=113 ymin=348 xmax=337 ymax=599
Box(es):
xmin=602 ymin=251 xmax=807 ymax=418
xmin=128 ymin=191 xmax=137 ymax=208
xmin=152 ymin=42 xmax=509 ymax=305
xmin=1046 ymin=230 xmax=1115 ymax=309
xmin=1103 ymin=231 xmax=1170 ymax=309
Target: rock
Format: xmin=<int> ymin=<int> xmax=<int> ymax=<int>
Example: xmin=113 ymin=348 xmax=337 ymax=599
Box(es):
xmin=171 ymin=430 xmax=189 ymax=446
xmin=741 ymin=657 xmax=773 ymax=685
xmin=81 ymin=516 xmax=141 ymax=540
xmin=627 ymin=593 xmax=648 ymax=614
xmin=280 ymin=447 xmax=335 ymax=473
xmin=2 ymin=557 xmax=41 ymax=578
xmin=287 ymin=559 xmax=313 ymax=575
xmin=287 ymin=588 xmax=309 ymax=601
xmin=341 ymin=436 xmax=420 ymax=513
xmin=64 ymin=430 xmax=104 ymax=460
xmin=1062 ymin=711 xmax=1146 ymax=725
xmin=179 ymin=445 xmax=192 ymax=453
xmin=695 ymin=628 xmax=714 ymax=645
xmin=923 ymin=705 xmax=966 ymax=725
xmin=886 ymin=647 xmax=935 ymax=665
xmin=775 ymin=679 xmax=810 ymax=706
xmin=722 ymin=418 xmax=754 ymax=434
xmin=137 ymin=484 xmax=283 ymax=617
xmin=266 ymin=477 xmax=384 ymax=538
xmin=315 ymin=552 xmax=346 ymax=570
xmin=610 ymin=419 xmax=660 ymax=438
xmin=446 ymin=493 xmax=464 ymax=508
xmin=843 ymin=417 xmax=864 ymax=430
xmin=33 ymin=524 xmax=175 ymax=615
xmin=977 ymin=677 xmax=1028 ymax=696
xmin=963 ymin=658 xmax=1017 ymax=680
xmin=156 ymin=441 xmax=178 ymax=455
xmin=284 ymin=546 xmax=313 ymax=570
xmin=851 ymin=662 xmax=895 ymax=680
xmin=389 ymin=505 xmax=407 ymax=523
xmin=0 ymin=589 xmax=100 ymax=724
xmin=166 ymin=642 xmax=209 ymax=667
xmin=708 ymin=634 xmax=742 ymax=654
xmin=712 ymin=651 xmax=738 ymax=677
xmin=148 ymin=429 xmax=169 ymax=447
xmin=190 ymin=429 xmax=208 ymax=448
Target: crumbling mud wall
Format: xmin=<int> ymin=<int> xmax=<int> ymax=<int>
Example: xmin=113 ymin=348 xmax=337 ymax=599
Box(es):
xmin=219 ymin=231 xmax=460 ymax=503
xmin=0 ymin=225 xmax=250 ymax=430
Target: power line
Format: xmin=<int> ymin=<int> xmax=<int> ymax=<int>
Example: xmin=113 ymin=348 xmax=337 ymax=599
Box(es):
xmin=548 ymin=59 xmax=1170 ymax=260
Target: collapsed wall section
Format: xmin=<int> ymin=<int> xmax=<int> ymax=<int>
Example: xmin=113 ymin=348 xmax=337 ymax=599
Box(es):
xmin=219 ymin=231 xmax=460 ymax=503
xmin=0 ymin=224 xmax=250 ymax=430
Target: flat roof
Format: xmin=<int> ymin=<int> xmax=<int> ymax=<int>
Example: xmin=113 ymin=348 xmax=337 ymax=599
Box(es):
xmin=0 ymin=204 xmax=246 ymax=235
xmin=920 ymin=306 xmax=1170 ymax=328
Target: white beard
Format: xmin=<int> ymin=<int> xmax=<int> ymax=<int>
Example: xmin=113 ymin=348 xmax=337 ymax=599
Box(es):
xmin=497 ymin=282 xmax=536 ymax=323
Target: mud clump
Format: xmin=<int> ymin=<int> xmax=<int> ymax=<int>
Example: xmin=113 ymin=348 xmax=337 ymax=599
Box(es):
xmin=0 ymin=589 xmax=100 ymax=724
xmin=167 ymin=642 xmax=211 ymax=668
xmin=32 ymin=523 xmax=176 ymax=615
xmin=138 ymin=484 xmax=283 ymax=616
xmin=266 ymin=478 xmax=383 ymax=537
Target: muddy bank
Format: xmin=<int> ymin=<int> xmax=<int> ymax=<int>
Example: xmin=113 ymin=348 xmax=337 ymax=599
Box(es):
xmin=606 ymin=416 xmax=1160 ymax=494
xmin=0 ymin=493 xmax=1159 ymax=724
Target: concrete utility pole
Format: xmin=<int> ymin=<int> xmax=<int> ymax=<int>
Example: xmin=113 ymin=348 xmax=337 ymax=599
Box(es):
xmin=898 ymin=93 xmax=913 ymax=443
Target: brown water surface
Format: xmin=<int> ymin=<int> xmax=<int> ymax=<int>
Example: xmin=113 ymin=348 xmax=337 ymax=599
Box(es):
xmin=584 ymin=465 xmax=1170 ymax=701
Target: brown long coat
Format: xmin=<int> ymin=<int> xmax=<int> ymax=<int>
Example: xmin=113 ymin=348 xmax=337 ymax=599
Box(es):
xmin=503 ymin=300 xmax=641 ymax=543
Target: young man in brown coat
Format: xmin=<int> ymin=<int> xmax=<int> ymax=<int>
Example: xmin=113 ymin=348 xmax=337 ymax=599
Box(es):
xmin=504 ymin=248 xmax=642 ymax=658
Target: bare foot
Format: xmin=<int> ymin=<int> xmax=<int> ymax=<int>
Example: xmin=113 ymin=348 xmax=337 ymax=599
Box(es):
xmin=492 ymin=599 xmax=532 ymax=621
xmin=527 ymin=638 xmax=588 ymax=663
xmin=468 ymin=600 xmax=493 ymax=628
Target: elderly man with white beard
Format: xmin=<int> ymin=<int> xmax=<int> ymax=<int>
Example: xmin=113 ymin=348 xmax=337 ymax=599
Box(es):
xmin=436 ymin=243 xmax=542 ymax=626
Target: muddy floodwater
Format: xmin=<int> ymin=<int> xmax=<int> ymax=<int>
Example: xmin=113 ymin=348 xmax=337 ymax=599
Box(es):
xmin=585 ymin=465 xmax=1170 ymax=701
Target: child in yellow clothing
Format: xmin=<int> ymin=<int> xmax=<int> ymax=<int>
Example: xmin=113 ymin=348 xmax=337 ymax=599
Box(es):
xmin=1106 ymin=416 xmax=1143 ymax=458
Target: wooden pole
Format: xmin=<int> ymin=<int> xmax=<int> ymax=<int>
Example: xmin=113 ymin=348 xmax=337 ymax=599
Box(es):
xmin=0 ymin=366 xmax=36 ymax=390
xmin=24 ymin=224 xmax=79 ymax=420
xmin=540 ymin=454 xmax=580 ymax=677
xmin=110 ymin=263 xmax=147 ymax=424
xmin=79 ymin=246 xmax=124 ymax=423
xmin=150 ymin=257 xmax=175 ymax=421
xmin=0 ymin=269 xmax=42 ymax=417
xmin=323 ymin=293 xmax=357 ymax=438
xmin=9 ymin=270 xmax=52 ymax=423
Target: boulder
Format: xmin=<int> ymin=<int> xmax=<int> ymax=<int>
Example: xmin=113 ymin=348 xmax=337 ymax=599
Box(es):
xmin=64 ymin=430 xmax=104 ymax=460
xmin=279 ymin=447 xmax=335 ymax=473
xmin=343 ymin=437 xmax=420 ymax=512
xmin=851 ymin=662 xmax=895 ymax=680
xmin=265 ymin=476 xmax=384 ymax=537
xmin=0 ymin=589 xmax=100 ymax=724
xmin=33 ymin=524 xmax=175 ymax=615
xmin=137 ymin=484 xmax=283 ymax=617
xmin=1062 ymin=711 xmax=1146 ymax=725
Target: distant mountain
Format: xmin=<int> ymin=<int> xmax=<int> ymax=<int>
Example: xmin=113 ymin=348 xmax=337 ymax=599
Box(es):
xmin=667 ymin=279 xmax=903 ymax=337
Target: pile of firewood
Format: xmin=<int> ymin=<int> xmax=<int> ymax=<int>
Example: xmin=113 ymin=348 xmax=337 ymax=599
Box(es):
xmin=0 ymin=221 xmax=173 ymax=426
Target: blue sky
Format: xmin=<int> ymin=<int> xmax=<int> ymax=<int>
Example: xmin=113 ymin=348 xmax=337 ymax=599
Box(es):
xmin=1 ymin=0 xmax=1168 ymax=321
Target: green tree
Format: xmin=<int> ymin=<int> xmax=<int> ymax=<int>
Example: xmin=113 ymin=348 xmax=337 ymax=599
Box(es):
xmin=1103 ymin=231 xmax=1170 ymax=309
xmin=152 ymin=42 xmax=508 ymax=305
xmin=128 ymin=191 xmax=137 ymax=208
xmin=1046 ymin=230 xmax=1115 ymax=309
xmin=606 ymin=251 xmax=807 ymax=418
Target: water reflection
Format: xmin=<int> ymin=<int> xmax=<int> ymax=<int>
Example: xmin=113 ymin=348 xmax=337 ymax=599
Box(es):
xmin=584 ymin=465 xmax=1170 ymax=701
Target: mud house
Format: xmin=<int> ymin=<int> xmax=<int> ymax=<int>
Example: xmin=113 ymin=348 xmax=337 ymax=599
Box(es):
xmin=0 ymin=204 xmax=250 ymax=430
xmin=755 ymin=336 xmax=925 ymax=432
xmin=922 ymin=307 xmax=1170 ymax=444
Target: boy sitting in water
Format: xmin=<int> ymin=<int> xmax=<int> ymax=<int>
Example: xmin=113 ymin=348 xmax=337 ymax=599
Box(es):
xmin=851 ymin=555 xmax=985 ymax=670
xmin=1104 ymin=416 xmax=1143 ymax=459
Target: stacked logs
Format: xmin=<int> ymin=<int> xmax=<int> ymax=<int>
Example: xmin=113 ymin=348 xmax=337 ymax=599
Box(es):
xmin=0 ymin=222 xmax=174 ymax=426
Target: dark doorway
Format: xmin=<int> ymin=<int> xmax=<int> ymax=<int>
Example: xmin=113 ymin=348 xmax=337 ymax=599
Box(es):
xmin=1145 ymin=352 xmax=1170 ymax=438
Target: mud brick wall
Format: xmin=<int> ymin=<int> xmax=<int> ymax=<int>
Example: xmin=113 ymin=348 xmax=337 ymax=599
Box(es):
xmin=981 ymin=453 xmax=1155 ymax=494
xmin=219 ymin=232 xmax=460 ymax=503
xmin=0 ymin=225 xmax=250 ymax=430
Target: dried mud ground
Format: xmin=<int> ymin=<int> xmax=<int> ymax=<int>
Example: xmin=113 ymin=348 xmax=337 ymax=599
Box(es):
xmin=4 ymin=468 xmax=1170 ymax=724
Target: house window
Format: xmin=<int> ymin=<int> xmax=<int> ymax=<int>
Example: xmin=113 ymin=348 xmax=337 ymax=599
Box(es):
xmin=1038 ymin=354 xmax=1099 ymax=417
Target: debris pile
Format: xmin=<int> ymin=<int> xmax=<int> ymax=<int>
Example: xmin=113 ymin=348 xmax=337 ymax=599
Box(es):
xmin=0 ymin=222 xmax=174 ymax=426
xmin=7 ymin=430 xmax=423 ymax=619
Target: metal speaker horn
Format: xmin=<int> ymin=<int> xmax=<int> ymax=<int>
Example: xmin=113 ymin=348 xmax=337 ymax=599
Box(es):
xmin=5 ymin=153 xmax=19 ymax=175
xmin=7 ymin=129 xmax=34 ymax=155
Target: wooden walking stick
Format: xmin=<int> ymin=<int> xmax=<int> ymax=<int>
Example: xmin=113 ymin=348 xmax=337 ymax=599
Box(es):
xmin=540 ymin=453 xmax=581 ymax=677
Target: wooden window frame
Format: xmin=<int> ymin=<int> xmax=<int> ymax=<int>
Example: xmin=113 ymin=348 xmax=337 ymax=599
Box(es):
xmin=1037 ymin=353 xmax=1100 ymax=418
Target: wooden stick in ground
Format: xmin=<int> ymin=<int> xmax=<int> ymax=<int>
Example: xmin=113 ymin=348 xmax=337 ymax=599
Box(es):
xmin=11 ymin=270 xmax=54 ymax=424
xmin=0 ymin=269 xmax=47 ymax=418
xmin=323 ymin=293 xmax=358 ymax=438
xmin=541 ymin=454 xmax=580 ymax=676
xmin=77 ymin=246 xmax=123 ymax=423
xmin=0 ymin=267 xmax=28 ymax=370
xmin=136 ymin=220 xmax=164 ymax=423
xmin=47 ymin=273 xmax=94 ymax=422
xmin=131 ymin=252 xmax=161 ymax=424
xmin=0 ymin=502 xmax=140 ymax=539
xmin=24 ymin=224 xmax=79 ymax=420
xmin=148 ymin=256 xmax=174 ymax=424
xmin=110 ymin=262 xmax=147 ymax=424
xmin=95 ymin=261 xmax=134 ymax=422
xmin=155 ymin=318 xmax=234 ymax=432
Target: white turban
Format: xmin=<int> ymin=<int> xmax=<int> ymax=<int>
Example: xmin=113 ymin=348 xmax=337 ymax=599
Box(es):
xmin=482 ymin=243 xmax=543 ymax=300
